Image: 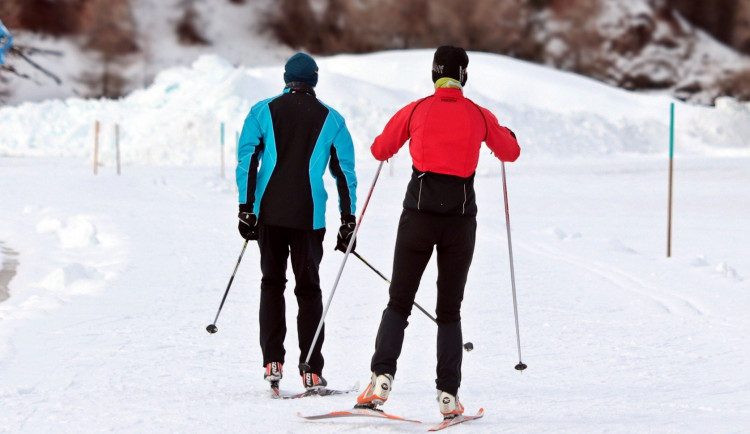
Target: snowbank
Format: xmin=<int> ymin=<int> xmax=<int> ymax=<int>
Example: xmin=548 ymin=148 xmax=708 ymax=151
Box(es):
xmin=1 ymin=51 xmax=748 ymax=168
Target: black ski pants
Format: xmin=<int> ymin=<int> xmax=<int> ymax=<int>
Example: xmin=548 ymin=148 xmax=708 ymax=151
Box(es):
xmin=370 ymin=209 xmax=476 ymax=396
xmin=257 ymin=223 xmax=326 ymax=376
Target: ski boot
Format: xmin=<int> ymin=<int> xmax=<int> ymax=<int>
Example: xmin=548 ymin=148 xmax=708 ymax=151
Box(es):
xmin=265 ymin=362 xmax=283 ymax=391
xmin=302 ymin=372 xmax=327 ymax=390
xmin=437 ymin=390 xmax=465 ymax=419
xmin=355 ymin=373 xmax=393 ymax=409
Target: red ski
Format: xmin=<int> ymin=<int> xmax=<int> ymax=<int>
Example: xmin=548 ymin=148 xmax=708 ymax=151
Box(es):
xmin=428 ymin=408 xmax=484 ymax=431
xmin=297 ymin=406 xmax=422 ymax=424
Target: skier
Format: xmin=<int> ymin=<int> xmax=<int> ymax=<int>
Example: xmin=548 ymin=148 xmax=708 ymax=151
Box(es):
xmin=1 ymin=19 xmax=62 ymax=85
xmin=0 ymin=20 xmax=12 ymax=65
xmin=356 ymin=46 xmax=521 ymax=418
xmin=235 ymin=52 xmax=358 ymax=391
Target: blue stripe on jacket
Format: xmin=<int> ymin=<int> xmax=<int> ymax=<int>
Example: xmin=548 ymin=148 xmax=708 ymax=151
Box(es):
xmin=310 ymin=103 xmax=357 ymax=228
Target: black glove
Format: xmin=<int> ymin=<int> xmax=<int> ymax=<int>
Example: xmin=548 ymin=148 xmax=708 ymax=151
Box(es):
xmin=238 ymin=211 xmax=259 ymax=241
xmin=335 ymin=215 xmax=357 ymax=253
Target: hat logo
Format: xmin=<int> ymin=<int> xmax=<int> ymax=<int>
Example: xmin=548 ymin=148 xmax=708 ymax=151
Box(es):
xmin=432 ymin=62 xmax=444 ymax=74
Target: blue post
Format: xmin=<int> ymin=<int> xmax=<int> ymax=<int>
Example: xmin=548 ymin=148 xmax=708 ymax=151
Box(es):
xmin=667 ymin=103 xmax=674 ymax=257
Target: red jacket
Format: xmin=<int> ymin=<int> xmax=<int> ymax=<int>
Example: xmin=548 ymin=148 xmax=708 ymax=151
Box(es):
xmin=371 ymin=88 xmax=520 ymax=215
xmin=371 ymin=88 xmax=520 ymax=177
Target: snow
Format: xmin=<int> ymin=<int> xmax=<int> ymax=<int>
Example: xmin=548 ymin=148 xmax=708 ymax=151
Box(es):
xmin=1 ymin=49 xmax=750 ymax=432
xmin=595 ymin=0 xmax=750 ymax=104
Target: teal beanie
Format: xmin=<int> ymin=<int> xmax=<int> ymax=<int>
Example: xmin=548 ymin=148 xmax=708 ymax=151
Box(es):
xmin=284 ymin=53 xmax=318 ymax=87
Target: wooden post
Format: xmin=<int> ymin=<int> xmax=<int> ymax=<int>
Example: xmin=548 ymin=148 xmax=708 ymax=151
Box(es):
xmin=115 ymin=124 xmax=121 ymax=176
xmin=93 ymin=120 xmax=100 ymax=175
xmin=667 ymin=102 xmax=675 ymax=257
xmin=220 ymin=122 xmax=225 ymax=178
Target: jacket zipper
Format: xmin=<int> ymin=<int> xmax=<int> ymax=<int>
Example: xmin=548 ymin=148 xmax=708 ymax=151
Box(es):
xmin=418 ymin=177 xmax=423 ymax=210
xmin=462 ymin=183 xmax=467 ymax=214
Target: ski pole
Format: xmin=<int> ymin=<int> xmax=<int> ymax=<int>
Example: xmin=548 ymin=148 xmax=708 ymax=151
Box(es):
xmin=300 ymin=161 xmax=384 ymax=373
xmin=10 ymin=46 xmax=61 ymax=84
xmin=352 ymin=251 xmax=474 ymax=352
xmin=206 ymin=240 xmax=249 ymax=334
xmin=502 ymin=162 xmax=527 ymax=371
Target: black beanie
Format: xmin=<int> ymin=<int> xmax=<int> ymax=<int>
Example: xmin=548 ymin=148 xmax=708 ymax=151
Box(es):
xmin=284 ymin=53 xmax=319 ymax=87
xmin=432 ymin=45 xmax=469 ymax=86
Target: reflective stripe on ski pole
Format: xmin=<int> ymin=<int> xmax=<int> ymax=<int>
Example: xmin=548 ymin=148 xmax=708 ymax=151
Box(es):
xmin=502 ymin=162 xmax=526 ymax=371
xmin=300 ymin=161 xmax=385 ymax=371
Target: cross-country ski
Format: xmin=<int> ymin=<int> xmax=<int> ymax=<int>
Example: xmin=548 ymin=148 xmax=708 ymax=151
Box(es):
xmin=270 ymin=382 xmax=359 ymax=400
xmin=297 ymin=406 xmax=422 ymax=424
xmin=428 ymin=408 xmax=485 ymax=431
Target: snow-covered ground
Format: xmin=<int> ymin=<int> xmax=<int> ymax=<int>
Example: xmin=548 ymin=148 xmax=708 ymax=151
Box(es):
xmin=1 ymin=50 xmax=749 ymax=432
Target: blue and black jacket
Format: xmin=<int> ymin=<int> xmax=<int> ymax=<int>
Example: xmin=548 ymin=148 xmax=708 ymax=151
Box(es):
xmin=236 ymin=82 xmax=357 ymax=230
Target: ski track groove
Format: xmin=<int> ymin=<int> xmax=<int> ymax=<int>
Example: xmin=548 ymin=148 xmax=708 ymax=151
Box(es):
xmin=518 ymin=239 xmax=706 ymax=319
